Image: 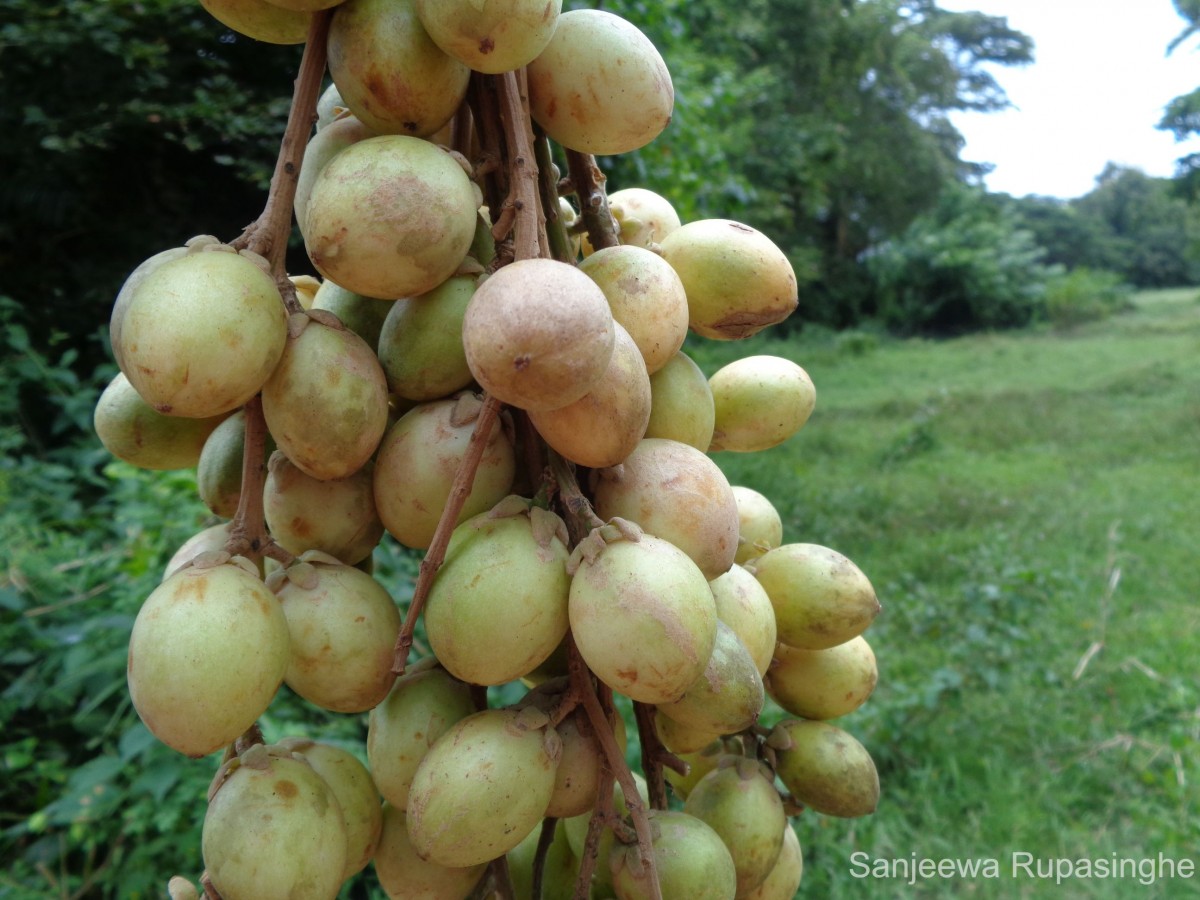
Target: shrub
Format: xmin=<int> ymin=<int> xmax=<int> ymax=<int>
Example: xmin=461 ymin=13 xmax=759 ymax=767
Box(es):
xmin=1042 ymin=267 xmax=1135 ymax=328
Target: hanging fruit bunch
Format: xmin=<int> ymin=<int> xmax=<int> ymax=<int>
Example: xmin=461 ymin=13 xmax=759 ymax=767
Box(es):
xmin=97 ymin=1 xmax=885 ymax=897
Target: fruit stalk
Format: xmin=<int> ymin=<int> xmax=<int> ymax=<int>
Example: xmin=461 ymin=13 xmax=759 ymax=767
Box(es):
xmin=565 ymin=148 xmax=619 ymax=252
xmin=634 ymin=701 xmax=686 ymax=811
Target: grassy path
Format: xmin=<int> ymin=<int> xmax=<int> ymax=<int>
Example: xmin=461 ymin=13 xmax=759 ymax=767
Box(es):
xmin=693 ymin=289 xmax=1200 ymax=898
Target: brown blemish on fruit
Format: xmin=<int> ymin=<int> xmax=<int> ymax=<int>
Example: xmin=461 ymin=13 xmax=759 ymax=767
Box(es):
xmin=513 ymin=354 xmax=531 ymax=371
xmin=275 ymin=780 xmax=299 ymax=799
xmin=479 ymin=37 xmax=494 ymax=55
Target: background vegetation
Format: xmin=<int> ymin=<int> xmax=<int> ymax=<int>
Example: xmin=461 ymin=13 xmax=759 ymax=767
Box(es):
xmin=2 ymin=0 xmax=1198 ymax=897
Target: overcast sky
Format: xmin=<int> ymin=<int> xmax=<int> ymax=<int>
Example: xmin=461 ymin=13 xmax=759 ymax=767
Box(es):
xmin=936 ymin=0 xmax=1200 ymax=198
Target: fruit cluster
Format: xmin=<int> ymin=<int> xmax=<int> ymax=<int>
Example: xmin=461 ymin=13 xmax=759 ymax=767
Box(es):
xmin=96 ymin=2 xmax=885 ymax=898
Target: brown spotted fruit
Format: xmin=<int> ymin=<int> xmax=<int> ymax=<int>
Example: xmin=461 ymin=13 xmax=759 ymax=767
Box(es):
xmin=770 ymin=718 xmax=880 ymax=818
xmin=766 ymin=635 xmax=878 ymax=721
xmin=656 ymin=621 xmax=764 ymax=738
xmin=374 ymin=802 xmax=486 ymax=899
xmin=610 ymin=809 xmax=737 ymax=900
xmin=414 ymin=0 xmax=561 ymax=74
xmin=743 ymin=824 xmax=803 ymax=900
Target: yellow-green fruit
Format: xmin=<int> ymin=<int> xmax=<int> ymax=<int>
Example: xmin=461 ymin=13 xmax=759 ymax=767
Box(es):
xmin=367 ymin=662 xmax=475 ymax=810
xmin=709 ymin=356 xmax=815 ymax=452
xmin=272 ymin=556 xmax=400 ymax=713
xmin=277 ymin=737 xmax=383 ymax=879
xmin=577 ymin=244 xmax=689 ymax=374
xmin=374 ymin=803 xmax=485 ymax=899
xmin=377 ymin=275 xmax=475 ymax=402
xmin=109 ymin=245 xmax=190 ymax=374
xmin=290 ymin=275 xmax=321 ymax=309
xmin=372 ymin=396 xmax=516 ymax=549
xmin=462 ymin=258 xmax=615 ymax=412
xmin=94 ymin=373 xmax=227 ymax=470
xmin=742 ymin=824 xmax=803 ymax=900
xmin=199 ymin=0 xmax=311 ymax=43
xmin=407 ymin=708 xmax=562 ymax=867
xmin=128 ymin=557 xmax=289 ymax=757
xmin=731 ymin=485 xmax=783 ymax=566
xmin=327 ymin=0 xmax=469 ymax=136
xmin=425 ymin=503 xmax=570 ymax=686
xmin=528 ymin=9 xmax=673 ymax=155
xmin=709 ymin=564 xmax=777 ymax=678
xmin=414 ymin=0 xmax=561 ymax=73
xmin=656 ymin=709 xmax=723 ymax=755
xmin=261 ymin=317 xmax=389 ymax=481
xmin=657 ymin=621 xmax=764 ymax=737
xmin=750 ymin=543 xmax=880 ymax=650
xmin=304 ymin=135 xmax=478 ymax=299
xmin=203 ymin=750 xmax=347 ymax=900
xmin=771 ymin=719 xmax=880 ymax=818
xmin=507 ymin=819 xmax=578 ymax=900
xmin=118 ymin=250 xmax=287 ymax=418
xmin=664 ymin=741 xmax=727 ymax=801
xmin=683 ymin=759 xmax=786 ymax=897
xmin=610 ymin=810 xmax=736 ymax=900
xmin=263 ymin=452 xmax=384 ymax=565
xmin=569 ymin=532 xmax=717 ymax=705
xmin=583 ymin=187 xmax=681 ymax=255
xmin=644 ymin=350 xmax=715 ymax=451
xmin=766 ymin=636 xmax=877 ymax=721
xmin=660 ymin=220 xmax=798 ymax=340
xmin=312 ymin=279 xmax=393 ymax=349
xmin=528 ymin=322 xmax=651 ymax=468
xmin=263 ymin=0 xmax=345 ymax=11
xmin=163 ymin=523 xmax=233 ymax=580
xmin=295 ymin=115 xmax=377 ymax=237
xmin=591 ymin=438 xmax=739 ymax=580
xmin=197 ymin=411 xmax=276 ymax=519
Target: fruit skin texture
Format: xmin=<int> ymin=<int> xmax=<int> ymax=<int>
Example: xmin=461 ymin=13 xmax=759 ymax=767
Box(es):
xmin=414 ymin=0 xmax=562 ymax=74
xmin=569 ymin=533 xmax=717 ymax=705
xmin=657 ymin=621 xmax=764 ymax=737
xmin=730 ymin=485 xmax=783 ymax=566
xmin=751 ymin=543 xmax=880 ymax=650
xmin=683 ymin=760 xmax=787 ymax=897
xmin=660 ymin=219 xmax=798 ymax=340
xmin=709 ymin=563 xmax=777 ymax=678
xmin=294 ymin=114 xmax=376 ymax=237
xmin=406 ymin=708 xmax=562 ymax=867
xmin=610 ymin=810 xmax=737 ymax=900
xmin=709 ymin=356 xmax=816 ymax=452
xmin=304 ymin=135 xmax=478 ymax=300
xmin=374 ymin=803 xmax=485 ymax=899
xmin=327 ymin=0 xmax=469 ymax=136
xmin=742 ymin=823 xmax=803 ymax=900
xmin=203 ymin=751 xmax=348 ymax=900
xmin=376 ymin=275 xmax=475 ymax=402
xmin=94 ymin=372 xmax=227 ymax=470
xmin=644 ymin=350 xmax=715 ymax=451
xmin=118 ymin=250 xmax=287 ymax=418
xmin=199 ymin=0 xmax=310 ymax=44
xmin=528 ymin=9 xmax=673 ymax=155
xmin=127 ymin=559 xmax=289 ymax=758
xmin=766 ymin=635 xmax=878 ymax=721
xmin=462 ymin=258 xmax=616 ymax=412
xmin=772 ymin=718 xmax=880 ymax=818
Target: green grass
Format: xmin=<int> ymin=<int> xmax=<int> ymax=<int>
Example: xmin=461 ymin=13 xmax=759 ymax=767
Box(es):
xmin=690 ymin=288 xmax=1200 ymax=898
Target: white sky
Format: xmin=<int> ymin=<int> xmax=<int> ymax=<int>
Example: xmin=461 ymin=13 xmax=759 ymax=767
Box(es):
xmin=936 ymin=0 xmax=1200 ymax=198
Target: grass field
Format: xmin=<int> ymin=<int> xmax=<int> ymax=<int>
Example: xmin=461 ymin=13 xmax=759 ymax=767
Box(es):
xmin=689 ymin=288 xmax=1200 ymax=898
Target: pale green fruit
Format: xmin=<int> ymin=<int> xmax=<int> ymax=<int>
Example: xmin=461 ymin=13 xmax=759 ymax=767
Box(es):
xmin=591 ymin=438 xmax=739 ymax=580
xmin=199 ymin=0 xmax=311 ymax=43
xmin=610 ymin=810 xmax=736 ymax=900
xmin=660 ymin=220 xmax=798 ymax=340
xmin=683 ymin=759 xmax=786 ymax=897
xmin=304 ymin=135 xmax=478 ymax=299
xmin=261 ymin=316 xmax=389 ymax=481
xmin=374 ymin=803 xmax=485 ymax=899
xmin=582 ymin=187 xmax=682 ymax=257
xmin=425 ymin=502 xmax=570 ymax=686
xmin=128 ymin=557 xmax=289 ymax=757
xmin=709 ymin=356 xmax=815 ymax=452
xmin=277 ymin=737 xmax=383 ymax=879
xmin=372 ymin=395 xmax=516 ymax=549
xmin=118 ymin=250 xmax=287 ymax=418
xmin=507 ymin=819 xmax=578 ymax=900
xmin=109 ymin=245 xmax=190 ymax=374
xmin=312 ymin=279 xmax=393 ymax=349
xmin=528 ymin=322 xmax=651 ymax=468
xmin=367 ymin=662 xmax=475 ymax=810
xmin=569 ymin=532 xmax=717 ymax=705
xmin=414 ymin=0 xmax=561 ymax=73
xmin=750 ymin=543 xmax=880 ymax=650
xmin=664 ymin=741 xmax=726 ymax=802
xmin=263 ymin=0 xmax=344 ymax=11
xmin=196 ymin=411 xmax=275 ymax=518
xmin=766 ymin=636 xmax=877 ymax=721
xmin=272 ymin=555 xmax=400 ymax=713
xmin=578 ymin=245 xmax=688 ymax=374
xmin=203 ymin=750 xmax=347 ymax=900
xmin=655 ymin=709 xmax=723 ymax=755
xmin=377 ymin=275 xmax=475 ymax=402
xmin=528 ymin=9 xmax=673 ymax=155
xmin=644 ymin=350 xmax=715 ymax=451
xmin=328 ymin=0 xmax=469 ymax=136
xmin=94 ymin=372 xmax=227 ymax=470
xmin=163 ymin=523 xmax=233 ymax=580
xmin=657 ymin=621 xmax=764 ymax=737
xmin=289 ymin=275 xmax=321 ymax=309
xmin=462 ymin=258 xmax=615 ymax=412
xmin=771 ymin=719 xmax=879 ymax=818
xmin=315 ymin=83 xmax=347 ymax=131
xmin=295 ymin=115 xmax=376 ymax=237
xmin=708 ymin=564 xmax=777 ymax=678
xmin=263 ymin=452 xmax=383 ymax=565
xmin=407 ymin=708 xmax=562 ymax=867
xmin=731 ymin=486 xmax=783 ymax=566
xmin=741 ymin=824 xmax=802 ymax=900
